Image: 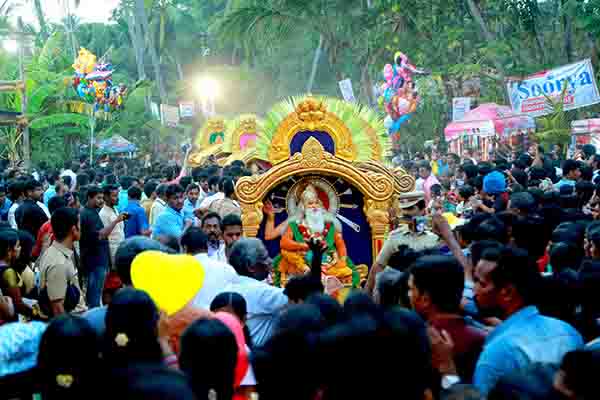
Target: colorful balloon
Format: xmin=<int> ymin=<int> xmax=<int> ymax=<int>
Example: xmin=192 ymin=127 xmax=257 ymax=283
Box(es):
xmin=72 ymin=48 xmax=127 ymax=112
xmin=131 ymin=251 xmax=205 ymax=316
xmin=377 ymin=50 xmax=429 ymax=135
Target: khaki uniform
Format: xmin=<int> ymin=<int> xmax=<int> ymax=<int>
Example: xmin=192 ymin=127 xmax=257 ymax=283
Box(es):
xmin=375 ymin=225 xmax=439 ymax=267
xmin=39 ymin=242 xmax=85 ymax=312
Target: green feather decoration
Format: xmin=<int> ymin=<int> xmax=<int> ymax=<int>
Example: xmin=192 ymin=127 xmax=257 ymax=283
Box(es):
xmin=256 ymin=95 xmax=390 ymax=163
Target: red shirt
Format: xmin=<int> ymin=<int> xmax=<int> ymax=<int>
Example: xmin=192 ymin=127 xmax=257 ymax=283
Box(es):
xmin=33 ymin=221 xmax=54 ymax=258
xmin=430 ymin=316 xmax=487 ymax=382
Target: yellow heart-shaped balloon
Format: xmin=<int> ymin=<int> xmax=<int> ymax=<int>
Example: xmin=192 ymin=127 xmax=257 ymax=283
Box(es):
xmin=131 ymin=251 xmax=205 ymax=316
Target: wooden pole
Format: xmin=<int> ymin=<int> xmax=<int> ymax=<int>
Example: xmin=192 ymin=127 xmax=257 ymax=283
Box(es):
xmin=18 ymin=33 xmax=30 ymax=169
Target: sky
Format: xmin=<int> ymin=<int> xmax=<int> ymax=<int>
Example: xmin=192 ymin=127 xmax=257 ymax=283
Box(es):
xmin=14 ymin=0 xmax=121 ymax=25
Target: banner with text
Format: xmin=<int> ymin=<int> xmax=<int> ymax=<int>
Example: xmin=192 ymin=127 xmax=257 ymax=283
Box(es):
xmin=506 ymin=59 xmax=600 ymax=117
xmin=338 ymin=79 xmax=356 ymax=103
xmin=452 ymin=97 xmax=472 ymax=121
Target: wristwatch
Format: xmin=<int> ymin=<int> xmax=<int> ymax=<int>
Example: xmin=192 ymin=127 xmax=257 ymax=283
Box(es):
xmin=441 ymin=374 xmax=461 ymax=390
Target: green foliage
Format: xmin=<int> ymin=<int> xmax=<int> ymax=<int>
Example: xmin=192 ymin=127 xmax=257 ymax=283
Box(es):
xmin=535 ymin=86 xmax=575 ymax=149
xmin=2 ymin=0 xmax=600 ymax=164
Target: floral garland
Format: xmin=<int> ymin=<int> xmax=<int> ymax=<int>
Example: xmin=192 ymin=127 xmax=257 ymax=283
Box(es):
xmin=298 ymin=222 xmax=332 ymax=243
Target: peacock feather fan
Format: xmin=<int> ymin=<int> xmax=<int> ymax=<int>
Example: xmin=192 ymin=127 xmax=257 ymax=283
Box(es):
xmin=256 ymin=95 xmax=390 ymax=163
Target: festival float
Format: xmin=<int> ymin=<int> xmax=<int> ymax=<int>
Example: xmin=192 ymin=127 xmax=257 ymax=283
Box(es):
xmin=188 ymin=117 xmax=228 ymax=166
xmin=221 ymin=114 xmax=265 ymax=171
xmin=234 ymin=96 xmax=416 ymax=299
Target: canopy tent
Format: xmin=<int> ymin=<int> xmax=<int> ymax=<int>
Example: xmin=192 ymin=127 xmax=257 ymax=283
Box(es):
xmin=571 ymin=119 xmax=600 ymax=148
xmin=97 ymin=135 xmax=137 ymax=154
xmin=444 ymin=103 xmax=536 ymax=158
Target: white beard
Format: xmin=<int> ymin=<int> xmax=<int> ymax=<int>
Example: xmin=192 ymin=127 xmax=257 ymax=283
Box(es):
xmin=304 ymin=208 xmax=325 ymax=233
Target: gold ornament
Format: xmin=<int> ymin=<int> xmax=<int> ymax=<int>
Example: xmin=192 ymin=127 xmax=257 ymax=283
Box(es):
xmin=268 ymin=97 xmax=356 ymax=164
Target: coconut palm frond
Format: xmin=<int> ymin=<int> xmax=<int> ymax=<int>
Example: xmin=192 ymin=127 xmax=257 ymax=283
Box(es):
xmin=257 ymin=98 xmax=295 ymax=160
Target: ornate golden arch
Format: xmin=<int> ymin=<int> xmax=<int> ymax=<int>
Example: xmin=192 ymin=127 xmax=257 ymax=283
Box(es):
xmin=268 ymin=98 xmax=357 ymax=164
xmin=236 ymin=137 xmax=395 ymax=260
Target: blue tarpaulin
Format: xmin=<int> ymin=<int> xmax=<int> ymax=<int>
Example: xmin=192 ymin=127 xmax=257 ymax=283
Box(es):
xmin=97 ymin=135 xmax=137 ymax=154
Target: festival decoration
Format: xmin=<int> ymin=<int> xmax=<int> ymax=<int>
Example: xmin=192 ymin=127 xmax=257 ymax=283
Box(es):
xmin=377 ymin=51 xmax=428 ymax=134
xmin=131 ymin=251 xmax=205 ymax=316
xmin=256 ymin=96 xmax=390 ymax=164
xmin=72 ymin=47 xmax=128 ymax=113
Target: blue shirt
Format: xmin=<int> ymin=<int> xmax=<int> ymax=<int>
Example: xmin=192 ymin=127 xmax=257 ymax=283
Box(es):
xmin=223 ymin=276 xmax=288 ymax=347
xmin=123 ymin=200 xmax=149 ymax=238
xmin=117 ymin=189 xmax=129 ymax=212
xmin=182 ymin=198 xmax=199 ymax=224
xmin=152 ymin=206 xmax=184 ymax=239
xmin=0 ymin=198 xmax=11 ymax=221
xmin=554 ymin=178 xmax=576 ymax=191
xmin=43 ymin=186 xmax=56 ymax=206
xmin=474 ymin=306 xmax=583 ymax=395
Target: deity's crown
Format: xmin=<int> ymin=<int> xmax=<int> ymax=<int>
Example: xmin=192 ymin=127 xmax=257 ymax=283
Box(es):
xmin=301 ymin=184 xmax=320 ymax=205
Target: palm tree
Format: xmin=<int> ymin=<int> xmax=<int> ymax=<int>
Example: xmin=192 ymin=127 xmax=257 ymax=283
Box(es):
xmin=218 ymin=0 xmax=377 ymax=91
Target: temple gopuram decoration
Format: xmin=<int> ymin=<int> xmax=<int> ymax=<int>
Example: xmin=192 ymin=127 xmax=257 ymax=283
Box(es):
xmin=235 ymin=96 xmax=415 ymax=300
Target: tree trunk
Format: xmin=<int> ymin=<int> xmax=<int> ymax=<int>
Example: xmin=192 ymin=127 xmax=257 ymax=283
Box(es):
xmin=306 ymin=34 xmax=324 ymax=93
xmin=587 ymin=32 xmax=599 ymax=67
xmin=563 ymin=10 xmax=573 ymax=62
xmin=126 ymin=9 xmax=146 ymax=81
xmin=231 ymin=46 xmax=239 ymax=65
xmin=134 ymin=0 xmax=168 ymax=104
xmin=33 ymin=0 xmax=49 ymax=41
xmin=465 ymin=0 xmax=506 ymax=80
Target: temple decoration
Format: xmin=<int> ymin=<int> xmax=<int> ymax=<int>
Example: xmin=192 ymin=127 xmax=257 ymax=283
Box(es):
xmin=255 ymin=96 xmax=391 ymax=165
xmin=236 ymin=136 xmax=396 ymax=296
xmin=221 ymin=114 xmax=262 ymax=166
xmin=188 ymin=117 xmax=228 ymax=166
xmin=235 ymin=95 xmax=415 ymax=299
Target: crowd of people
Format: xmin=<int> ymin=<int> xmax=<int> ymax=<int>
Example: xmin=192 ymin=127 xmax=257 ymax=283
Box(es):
xmin=1 ymin=142 xmax=600 ymax=399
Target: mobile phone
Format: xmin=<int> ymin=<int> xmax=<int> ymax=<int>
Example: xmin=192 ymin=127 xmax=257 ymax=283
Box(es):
xmin=122 ymin=212 xmax=131 ymax=220
xmin=414 ymin=216 xmax=426 ymax=233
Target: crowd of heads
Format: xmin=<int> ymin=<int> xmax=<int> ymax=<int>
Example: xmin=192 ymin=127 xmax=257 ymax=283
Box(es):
xmin=5 ymin=144 xmax=600 ymax=399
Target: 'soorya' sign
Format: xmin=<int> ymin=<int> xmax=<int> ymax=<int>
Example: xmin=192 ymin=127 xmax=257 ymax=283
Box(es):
xmin=506 ymin=59 xmax=600 ymax=117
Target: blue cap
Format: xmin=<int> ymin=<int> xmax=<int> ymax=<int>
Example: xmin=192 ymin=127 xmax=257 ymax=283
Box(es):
xmin=483 ymin=171 xmax=506 ymax=195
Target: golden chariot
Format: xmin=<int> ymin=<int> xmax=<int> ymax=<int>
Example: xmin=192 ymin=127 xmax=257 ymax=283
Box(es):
xmin=233 ymin=96 xmax=416 ymax=293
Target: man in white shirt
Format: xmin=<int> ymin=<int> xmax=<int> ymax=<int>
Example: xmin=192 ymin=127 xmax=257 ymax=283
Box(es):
xmin=149 ymin=184 xmax=168 ymax=227
xmin=6 ymin=181 xmax=24 ymax=229
xmin=60 ymin=161 xmax=78 ymax=191
xmin=181 ymin=227 xmax=240 ymax=309
xmin=99 ymin=185 xmax=125 ymax=265
xmin=223 ymin=238 xmax=288 ymax=347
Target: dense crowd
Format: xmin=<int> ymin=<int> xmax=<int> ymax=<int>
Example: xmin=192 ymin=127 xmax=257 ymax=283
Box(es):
xmin=2 ymin=143 xmax=600 ymax=399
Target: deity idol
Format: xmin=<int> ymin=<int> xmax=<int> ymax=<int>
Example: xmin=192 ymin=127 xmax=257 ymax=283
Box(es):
xmin=277 ymin=185 xmax=355 ymax=286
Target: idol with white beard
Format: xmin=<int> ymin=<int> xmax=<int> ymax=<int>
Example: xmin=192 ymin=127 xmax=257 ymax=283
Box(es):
xmin=277 ymin=185 xmax=355 ymax=287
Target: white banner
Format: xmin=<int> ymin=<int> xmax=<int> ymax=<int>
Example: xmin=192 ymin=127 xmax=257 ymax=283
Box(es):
xmin=160 ymin=104 xmax=180 ymax=128
xmin=452 ymin=97 xmax=472 ymax=121
xmin=179 ymin=101 xmax=195 ymax=118
xmin=506 ymin=59 xmax=600 ymax=117
xmin=338 ymin=79 xmax=356 ymax=103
